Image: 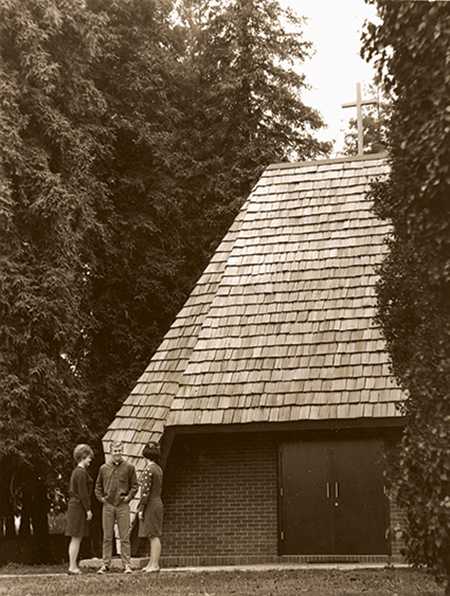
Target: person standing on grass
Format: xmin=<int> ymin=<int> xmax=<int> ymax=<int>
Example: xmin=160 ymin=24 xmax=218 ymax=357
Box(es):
xmin=138 ymin=441 xmax=164 ymax=573
xmin=95 ymin=440 xmax=138 ymax=574
xmin=66 ymin=443 xmax=94 ymax=575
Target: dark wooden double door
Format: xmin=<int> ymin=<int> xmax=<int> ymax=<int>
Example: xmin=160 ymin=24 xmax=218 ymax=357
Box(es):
xmin=280 ymin=438 xmax=389 ymax=555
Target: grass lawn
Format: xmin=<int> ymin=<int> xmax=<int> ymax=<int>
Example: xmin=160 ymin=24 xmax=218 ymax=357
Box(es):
xmin=0 ymin=567 xmax=444 ymax=596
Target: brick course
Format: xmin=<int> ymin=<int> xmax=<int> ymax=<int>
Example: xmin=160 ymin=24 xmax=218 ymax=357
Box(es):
xmin=162 ymin=432 xmax=279 ymax=558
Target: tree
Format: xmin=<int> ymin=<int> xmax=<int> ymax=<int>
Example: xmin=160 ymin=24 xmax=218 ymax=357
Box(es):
xmin=79 ymin=0 xmax=193 ymax=442
xmin=173 ymin=0 xmax=331 ymax=252
xmin=363 ymin=1 xmax=450 ymax=588
xmin=0 ymin=0 xmax=109 ymax=558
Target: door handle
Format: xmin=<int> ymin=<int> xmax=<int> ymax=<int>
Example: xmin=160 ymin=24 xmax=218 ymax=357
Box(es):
xmin=326 ymin=482 xmax=330 ymax=498
xmin=334 ymin=481 xmax=339 ymax=499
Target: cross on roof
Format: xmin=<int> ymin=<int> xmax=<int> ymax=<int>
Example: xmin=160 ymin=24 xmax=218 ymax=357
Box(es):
xmin=342 ymin=82 xmax=379 ymax=156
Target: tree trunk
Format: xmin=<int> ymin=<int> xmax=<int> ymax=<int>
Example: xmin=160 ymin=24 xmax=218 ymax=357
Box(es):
xmin=4 ymin=515 xmax=15 ymax=538
xmin=30 ymin=475 xmax=50 ymax=563
xmin=89 ymin=439 xmax=105 ymax=558
xmin=18 ymin=484 xmax=32 ymax=537
xmin=0 ymin=459 xmax=16 ymax=539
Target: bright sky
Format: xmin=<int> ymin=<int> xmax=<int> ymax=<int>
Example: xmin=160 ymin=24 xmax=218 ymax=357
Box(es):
xmin=281 ymin=0 xmax=380 ymax=155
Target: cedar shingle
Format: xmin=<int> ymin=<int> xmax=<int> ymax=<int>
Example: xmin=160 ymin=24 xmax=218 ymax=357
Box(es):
xmin=104 ymin=155 xmax=404 ymax=454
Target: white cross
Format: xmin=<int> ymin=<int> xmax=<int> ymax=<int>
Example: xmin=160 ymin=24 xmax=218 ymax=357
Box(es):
xmin=342 ymin=83 xmax=379 ymax=156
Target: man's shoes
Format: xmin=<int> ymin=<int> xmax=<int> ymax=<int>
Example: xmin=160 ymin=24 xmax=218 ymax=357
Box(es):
xmin=124 ymin=565 xmax=133 ymax=574
xmin=97 ymin=565 xmax=109 ymax=574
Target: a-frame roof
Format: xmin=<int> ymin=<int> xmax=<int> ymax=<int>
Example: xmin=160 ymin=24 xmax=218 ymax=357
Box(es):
xmin=104 ymin=154 xmax=404 ymax=460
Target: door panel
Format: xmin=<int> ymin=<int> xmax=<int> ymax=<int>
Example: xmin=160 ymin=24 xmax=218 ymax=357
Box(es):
xmin=281 ymin=442 xmax=334 ymax=554
xmin=332 ymin=439 xmax=388 ymax=554
xmin=280 ymin=438 xmax=389 ymax=556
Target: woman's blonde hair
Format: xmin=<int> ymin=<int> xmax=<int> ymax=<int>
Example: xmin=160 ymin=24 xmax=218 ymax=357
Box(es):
xmin=73 ymin=443 xmax=94 ymax=463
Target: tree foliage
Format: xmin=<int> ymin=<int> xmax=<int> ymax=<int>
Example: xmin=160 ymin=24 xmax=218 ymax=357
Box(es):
xmin=173 ymin=0 xmax=331 ymax=248
xmin=79 ymin=0 xmax=189 ymax=441
xmin=363 ymin=0 xmax=450 ymax=584
xmin=0 ymin=0 xmax=111 ymax=554
xmin=0 ymin=0 xmax=108 ymax=483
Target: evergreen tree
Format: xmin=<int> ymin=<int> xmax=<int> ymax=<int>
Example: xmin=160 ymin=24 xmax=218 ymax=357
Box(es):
xmin=363 ymin=0 xmax=450 ymax=588
xmin=0 ymin=0 xmax=108 ymax=556
xmin=80 ymin=0 xmax=193 ymax=442
xmin=173 ymin=0 xmax=331 ymax=253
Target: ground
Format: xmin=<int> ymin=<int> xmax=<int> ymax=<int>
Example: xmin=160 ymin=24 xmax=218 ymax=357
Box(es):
xmin=0 ymin=567 xmax=444 ymax=596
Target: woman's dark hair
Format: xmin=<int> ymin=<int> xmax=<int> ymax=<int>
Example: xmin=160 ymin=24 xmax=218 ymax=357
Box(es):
xmin=142 ymin=442 xmax=161 ymax=464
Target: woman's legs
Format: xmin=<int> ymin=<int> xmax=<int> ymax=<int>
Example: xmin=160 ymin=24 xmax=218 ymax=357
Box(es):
xmin=68 ymin=536 xmax=82 ymax=571
xmin=150 ymin=537 xmax=161 ymax=568
xmin=143 ymin=536 xmax=161 ymax=570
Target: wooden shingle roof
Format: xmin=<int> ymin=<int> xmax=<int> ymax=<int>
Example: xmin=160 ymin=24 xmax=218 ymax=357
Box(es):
xmin=104 ymin=154 xmax=404 ymax=460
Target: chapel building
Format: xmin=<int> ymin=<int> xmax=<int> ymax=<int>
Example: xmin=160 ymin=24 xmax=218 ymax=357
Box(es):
xmin=105 ymin=153 xmax=405 ymax=565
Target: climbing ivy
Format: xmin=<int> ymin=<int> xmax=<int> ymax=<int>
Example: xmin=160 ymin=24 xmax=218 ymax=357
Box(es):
xmin=363 ymin=0 xmax=450 ymax=586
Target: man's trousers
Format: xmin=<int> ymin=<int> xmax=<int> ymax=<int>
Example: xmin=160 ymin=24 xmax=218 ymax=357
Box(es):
xmin=101 ymin=502 xmax=131 ymax=567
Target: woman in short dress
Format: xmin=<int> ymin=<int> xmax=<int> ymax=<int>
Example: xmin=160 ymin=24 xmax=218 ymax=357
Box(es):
xmin=138 ymin=442 xmax=163 ymax=572
xmin=65 ymin=443 xmax=94 ymax=575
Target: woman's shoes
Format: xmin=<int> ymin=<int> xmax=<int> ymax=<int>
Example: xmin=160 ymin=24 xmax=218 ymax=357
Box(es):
xmin=141 ymin=566 xmax=160 ymax=573
xmin=67 ymin=568 xmax=82 ymax=575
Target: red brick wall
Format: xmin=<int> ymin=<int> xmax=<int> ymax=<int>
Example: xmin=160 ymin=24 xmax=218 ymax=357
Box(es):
xmin=162 ymin=432 xmax=279 ymax=559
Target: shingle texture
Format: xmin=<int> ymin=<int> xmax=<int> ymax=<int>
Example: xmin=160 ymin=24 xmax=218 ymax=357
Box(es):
xmin=104 ymin=154 xmax=404 ymax=461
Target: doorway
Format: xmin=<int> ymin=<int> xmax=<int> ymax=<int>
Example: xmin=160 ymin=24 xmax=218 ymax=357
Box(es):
xmin=279 ymin=438 xmax=389 ymax=555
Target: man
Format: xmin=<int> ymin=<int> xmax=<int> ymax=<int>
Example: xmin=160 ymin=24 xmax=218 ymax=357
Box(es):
xmin=95 ymin=441 xmax=138 ymax=574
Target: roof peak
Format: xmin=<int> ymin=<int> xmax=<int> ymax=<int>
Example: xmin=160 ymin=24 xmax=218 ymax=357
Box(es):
xmin=267 ymin=152 xmax=388 ymax=171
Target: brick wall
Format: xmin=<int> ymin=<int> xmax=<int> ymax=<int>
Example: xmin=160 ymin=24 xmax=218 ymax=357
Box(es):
xmin=389 ymin=497 xmax=406 ymax=559
xmin=162 ymin=432 xmax=279 ymax=560
xmin=157 ymin=429 xmax=402 ymax=565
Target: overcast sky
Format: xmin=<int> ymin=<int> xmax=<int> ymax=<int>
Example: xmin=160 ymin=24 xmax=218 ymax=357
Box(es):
xmin=281 ymin=0 xmax=380 ymax=155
